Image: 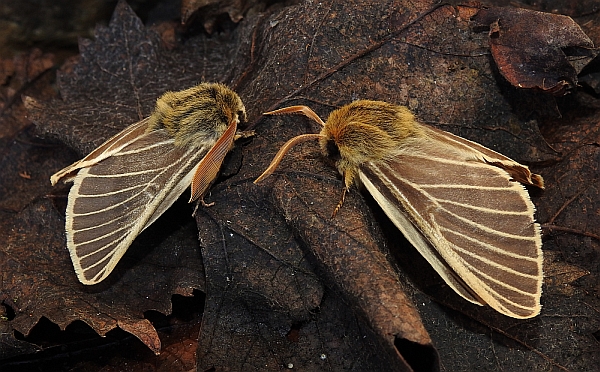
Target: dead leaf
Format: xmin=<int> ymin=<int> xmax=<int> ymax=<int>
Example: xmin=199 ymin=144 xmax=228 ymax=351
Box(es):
xmin=181 ymin=0 xmax=268 ymax=33
xmin=472 ymin=7 xmax=597 ymax=95
xmin=228 ymin=0 xmax=600 ymax=370
xmin=194 ymin=179 xmax=433 ymax=371
xmin=2 ymin=0 xmax=600 ymax=370
xmin=0 ymin=49 xmax=74 ymax=216
xmin=0 ymin=0 xmax=114 ymax=57
xmin=118 ymin=319 xmax=161 ymax=355
xmin=0 ymin=48 xmax=55 ymax=140
xmin=0 ymin=318 xmax=41 ymax=361
xmin=2 ymin=1 xmax=205 ymax=354
xmin=543 ymin=251 xmax=590 ymax=296
xmin=157 ymin=317 xmax=201 ymax=372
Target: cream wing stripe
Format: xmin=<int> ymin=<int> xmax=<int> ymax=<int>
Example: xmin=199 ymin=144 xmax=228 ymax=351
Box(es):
xmin=50 ymin=118 xmax=152 ymax=185
xmin=72 ymin=211 xmax=139 ymax=233
xmin=361 ymin=158 xmax=541 ymax=318
xmin=72 ymin=159 xmax=186 ymax=216
xmin=438 ymin=227 xmax=539 ymax=262
xmin=358 ymin=169 xmax=486 ymax=306
xmin=75 ymin=183 xmax=145 ymax=198
xmin=397 ymin=152 xmax=493 ymax=168
xmin=419 ymin=184 xmax=519 ymax=190
xmin=75 ymin=223 xmax=135 ymax=249
xmin=379 ymin=163 xmax=537 ymax=241
xmin=435 ymin=199 xmax=532 ymax=215
xmin=434 ymin=207 xmax=537 ymax=241
xmin=459 ymin=259 xmax=539 ymax=298
xmin=114 ymin=139 xmax=173 ymax=155
xmin=66 ymin=135 xmax=211 ymax=284
xmin=83 ymin=167 xmax=172 ymax=178
xmin=448 ymin=242 xmax=539 ymax=279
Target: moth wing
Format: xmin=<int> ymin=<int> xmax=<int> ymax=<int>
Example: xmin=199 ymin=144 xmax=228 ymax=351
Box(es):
xmin=426 ymin=126 xmax=544 ymax=189
xmin=66 ymin=128 xmax=211 ymax=285
xmin=51 ymin=118 xmax=151 ymax=185
xmin=359 ymin=128 xmax=542 ymax=318
xmin=189 ymin=118 xmax=237 ymax=202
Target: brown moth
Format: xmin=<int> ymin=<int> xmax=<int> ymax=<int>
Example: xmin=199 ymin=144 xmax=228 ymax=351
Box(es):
xmin=51 ymin=83 xmax=248 ymax=285
xmin=255 ymin=100 xmax=544 ymax=319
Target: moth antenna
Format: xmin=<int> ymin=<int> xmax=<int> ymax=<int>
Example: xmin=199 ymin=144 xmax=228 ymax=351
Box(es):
xmin=331 ymin=187 xmax=348 ymax=218
xmin=254 ymin=133 xmax=321 ymax=183
xmin=264 ymin=105 xmax=326 ymax=127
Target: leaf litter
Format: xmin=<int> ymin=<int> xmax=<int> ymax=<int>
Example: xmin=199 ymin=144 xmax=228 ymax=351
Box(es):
xmin=1 ymin=0 xmax=599 ymax=370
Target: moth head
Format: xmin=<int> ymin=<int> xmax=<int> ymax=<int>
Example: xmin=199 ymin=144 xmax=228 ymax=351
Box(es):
xmin=214 ymin=83 xmax=247 ymax=125
xmin=254 ymin=101 xmax=421 ymax=188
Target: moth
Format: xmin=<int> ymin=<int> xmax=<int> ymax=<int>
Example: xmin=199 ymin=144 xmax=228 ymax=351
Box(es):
xmin=255 ymin=100 xmax=544 ymax=319
xmin=51 ymin=83 xmax=248 ymax=285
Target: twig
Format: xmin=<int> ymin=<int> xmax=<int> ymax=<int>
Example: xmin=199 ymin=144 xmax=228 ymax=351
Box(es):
xmin=541 ymin=224 xmax=600 ymax=241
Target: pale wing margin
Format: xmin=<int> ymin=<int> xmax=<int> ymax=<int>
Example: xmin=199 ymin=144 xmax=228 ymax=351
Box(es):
xmin=359 ymin=136 xmax=543 ymax=318
xmin=51 ymin=118 xmax=151 ymax=185
xmin=65 ymin=128 xmax=212 ymax=285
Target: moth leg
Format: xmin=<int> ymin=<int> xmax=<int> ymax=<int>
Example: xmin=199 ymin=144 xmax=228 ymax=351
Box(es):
xmin=192 ymin=198 xmax=215 ymax=217
xmin=331 ymin=187 xmax=348 ymax=218
xmin=201 ymin=199 xmax=215 ymax=207
xmin=234 ymin=130 xmax=255 ymax=140
xmin=331 ymin=169 xmax=356 ymax=217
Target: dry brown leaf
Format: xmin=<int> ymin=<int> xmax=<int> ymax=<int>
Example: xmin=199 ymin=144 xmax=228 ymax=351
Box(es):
xmin=543 ymin=251 xmax=590 ymax=296
xmin=472 ymin=7 xmax=596 ymax=95
xmin=0 ymin=48 xmax=55 ymax=141
xmin=2 ymin=0 xmax=600 ymax=370
xmin=181 ymin=0 xmax=255 ymax=30
xmin=180 ymin=0 xmax=290 ymax=32
xmin=118 ymin=319 xmax=162 ymax=355
xmin=2 ymin=1 xmax=206 ymax=355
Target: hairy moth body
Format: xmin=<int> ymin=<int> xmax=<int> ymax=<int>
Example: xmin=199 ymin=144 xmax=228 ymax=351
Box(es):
xmin=52 ymin=83 xmax=246 ymax=285
xmin=256 ymin=100 xmax=544 ymax=319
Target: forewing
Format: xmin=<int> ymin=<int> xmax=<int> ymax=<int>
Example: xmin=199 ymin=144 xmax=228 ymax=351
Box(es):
xmin=51 ymin=118 xmax=151 ymax=185
xmin=189 ymin=119 xmax=237 ymax=202
xmin=66 ymin=129 xmax=210 ymax=285
xmin=426 ymin=126 xmax=544 ymax=188
xmin=359 ymin=134 xmax=543 ymax=319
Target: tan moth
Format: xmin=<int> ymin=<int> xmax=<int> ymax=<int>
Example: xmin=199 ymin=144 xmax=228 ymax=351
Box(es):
xmin=255 ymin=100 xmax=544 ymax=319
xmin=51 ymin=83 xmax=248 ymax=285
